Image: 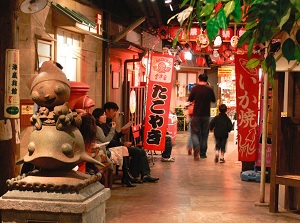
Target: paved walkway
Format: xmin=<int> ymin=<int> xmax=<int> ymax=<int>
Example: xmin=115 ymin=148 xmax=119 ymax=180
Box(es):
xmin=106 ymin=131 xmax=300 ymax=223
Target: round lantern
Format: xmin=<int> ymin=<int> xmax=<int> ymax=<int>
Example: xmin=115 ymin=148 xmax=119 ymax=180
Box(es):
xmin=221 ymin=28 xmax=233 ymax=41
xmin=196 ymin=57 xmax=206 ymax=66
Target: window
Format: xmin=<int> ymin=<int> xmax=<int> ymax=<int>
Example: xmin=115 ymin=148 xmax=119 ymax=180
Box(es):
xmin=37 ymin=39 xmax=53 ymax=68
xmin=56 ymin=28 xmax=81 ymax=81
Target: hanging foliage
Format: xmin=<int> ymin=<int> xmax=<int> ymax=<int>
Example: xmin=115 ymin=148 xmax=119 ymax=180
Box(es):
xmin=169 ymin=0 xmax=300 ymax=81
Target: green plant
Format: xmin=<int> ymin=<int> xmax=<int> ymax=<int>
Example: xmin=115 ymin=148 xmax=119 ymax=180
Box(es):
xmin=169 ymin=0 xmax=300 ymax=81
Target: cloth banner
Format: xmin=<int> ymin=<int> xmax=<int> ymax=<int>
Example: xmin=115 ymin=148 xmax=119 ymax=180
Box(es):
xmin=143 ymin=53 xmax=174 ymax=151
xmin=235 ymin=54 xmax=260 ymax=161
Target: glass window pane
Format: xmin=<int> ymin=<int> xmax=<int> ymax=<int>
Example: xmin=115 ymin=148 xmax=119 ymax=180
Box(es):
xmin=38 ymin=42 xmax=51 ymax=57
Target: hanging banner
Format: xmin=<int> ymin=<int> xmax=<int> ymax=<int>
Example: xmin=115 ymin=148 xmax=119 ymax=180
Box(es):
xmin=235 ymin=54 xmax=260 ymax=161
xmin=143 ymin=53 xmax=174 ymax=151
xmin=4 ymin=49 xmax=20 ymax=118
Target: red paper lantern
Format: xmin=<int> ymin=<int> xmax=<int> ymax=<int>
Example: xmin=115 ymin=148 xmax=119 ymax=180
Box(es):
xmin=221 ymin=28 xmax=233 ymax=41
xmin=196 ymin=57 xmax=206 ymax=66
xmin=226 ymin=55 xmax=235 ymax=64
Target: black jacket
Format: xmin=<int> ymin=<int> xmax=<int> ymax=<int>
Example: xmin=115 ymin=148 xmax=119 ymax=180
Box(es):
xmin=209 ymin=113 xmax=233 ymax=138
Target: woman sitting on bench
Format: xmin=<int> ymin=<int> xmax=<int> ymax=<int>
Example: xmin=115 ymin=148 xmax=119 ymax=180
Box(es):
xmin=92 ymin=108 xmax=137 ymax=187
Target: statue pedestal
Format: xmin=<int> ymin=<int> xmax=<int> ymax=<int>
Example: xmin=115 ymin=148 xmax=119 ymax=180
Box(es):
xmin=0 ymin=181 xmax=110 ymax=223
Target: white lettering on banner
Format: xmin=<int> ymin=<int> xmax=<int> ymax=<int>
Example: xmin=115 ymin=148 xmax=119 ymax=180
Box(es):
xmin=238 ymin=128 xmax=257 ymax=157
xmin=239 ymin=108 xmax=257 ymax=128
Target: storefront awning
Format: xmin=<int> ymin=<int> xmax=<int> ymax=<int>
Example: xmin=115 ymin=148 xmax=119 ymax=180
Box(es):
xmin=51 ymin=2 xmax=98 ymax=35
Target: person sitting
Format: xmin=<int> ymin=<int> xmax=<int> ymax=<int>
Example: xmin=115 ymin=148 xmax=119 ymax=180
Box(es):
xmin=97 ymin=102 xmax=159 ymax=183
xmin=92 ymin=108 xmax=137 ymax=187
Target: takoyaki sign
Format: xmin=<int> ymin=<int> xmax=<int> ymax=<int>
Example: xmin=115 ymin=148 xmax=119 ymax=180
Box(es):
xmin=143 ymin=53 xmax=174 ymax=151
xmin=4 ymin=49 xmax=20 ymax=118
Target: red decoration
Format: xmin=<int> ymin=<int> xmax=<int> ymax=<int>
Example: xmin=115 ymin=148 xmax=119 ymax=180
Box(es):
xmin=218 ymin=43 xmax=228 ymax=54
xmin=158 ymin=26 xmax=169 ymax=40
xmin=196 ymin=57 xmax=206 ymax=66
xmin=205 ymin=44 xmax=213 ymax=53
xmin=192 ymin=42 xmax=202 ymax=53
xmin=221 ymin=28 xmax=233 ymax=41
xmin=215 ymin=2 xmax=222 ymax=13
xmin=179 ymin=52 xmax=186 ymax=63
xmin=235 ymin=53 xmax=260 ymax=162
xmin=189 ymin=27 xmax=201 ymax=41
xmin=143 ymin=53 xmax=174 ymax=151
xmin=237 ymin=27 xmax=246 ymax=37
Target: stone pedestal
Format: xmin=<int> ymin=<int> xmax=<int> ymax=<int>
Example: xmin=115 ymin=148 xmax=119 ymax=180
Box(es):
xmin=0 ymin=181 xmax=110 ymax=223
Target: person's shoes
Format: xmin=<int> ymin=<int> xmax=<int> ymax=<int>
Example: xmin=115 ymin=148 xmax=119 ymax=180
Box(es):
xmin=200 ymin=155 xmax=207 ymax=158
xmin=188 ymin=149 xmax=192 ymax=155
xmin=142 ymin=174 xmax=159 ymax=183
xmin=122 ymin=178 xmax=136 ymax=187
xmin=219 ymin=158 xmax=225 ymax=163
xmin=161 ymin=157 xmax=175 ymax=162
xmin=194 ymin=148 xmax=200 ymax=161
xmin=214 ymin=155 xmax=219 ymax=163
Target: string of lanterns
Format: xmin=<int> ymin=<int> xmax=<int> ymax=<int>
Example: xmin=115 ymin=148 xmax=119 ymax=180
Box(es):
xmin=157 ymin=25 xmax=263 ymax=67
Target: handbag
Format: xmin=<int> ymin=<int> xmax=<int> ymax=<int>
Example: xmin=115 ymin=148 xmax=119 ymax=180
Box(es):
xmin=188 ymin=103 xmax=194 ymax=116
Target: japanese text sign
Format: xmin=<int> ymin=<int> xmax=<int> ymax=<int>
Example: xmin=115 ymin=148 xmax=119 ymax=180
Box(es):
xmin=235 ymin=54 xmax=259 ymax=161
xmin=143 ymin=53 xmax=174 ymax=151
xmin=5 ymin=49 xmax=20 ymax=118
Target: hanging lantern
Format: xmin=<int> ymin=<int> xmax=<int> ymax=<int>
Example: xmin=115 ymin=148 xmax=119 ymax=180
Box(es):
xmin=221 ymin=28 xmax=233 ymax=41
xmin=158 ymin=26 xmax=169 ymax=40
xmin=189 ymin=27 xmax=201 ymax=41
xmin=196 ymin=56 xmax=206 ymax=66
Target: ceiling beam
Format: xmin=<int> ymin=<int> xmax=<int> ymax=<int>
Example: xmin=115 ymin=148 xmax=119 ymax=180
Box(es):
xmin=112 ymin=17 xmax=146 ymax=43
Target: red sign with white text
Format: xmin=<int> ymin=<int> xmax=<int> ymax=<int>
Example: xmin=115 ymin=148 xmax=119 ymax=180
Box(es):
xmin=143 ymin=53 xmax=174 ymax=151
xmin=235 ymin=54 xmax=260 ymax=161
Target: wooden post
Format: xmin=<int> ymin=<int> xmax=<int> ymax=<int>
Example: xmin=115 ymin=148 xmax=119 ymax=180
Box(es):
xmin=0 ymin=0 xmax=18 ymax=196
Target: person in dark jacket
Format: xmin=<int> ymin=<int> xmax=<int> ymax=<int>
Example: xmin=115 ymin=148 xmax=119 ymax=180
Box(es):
xmin=209 ymin=104 xmax=233 ymax=163
xmin=96 ymin=102 xmax=159 ymax=183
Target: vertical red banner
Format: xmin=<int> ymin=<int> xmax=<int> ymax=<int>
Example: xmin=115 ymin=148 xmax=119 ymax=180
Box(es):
xmin=143 ymin=53 xmax=174 ymax=151
xmin=235 ymin=54 xmax=260 ymax=161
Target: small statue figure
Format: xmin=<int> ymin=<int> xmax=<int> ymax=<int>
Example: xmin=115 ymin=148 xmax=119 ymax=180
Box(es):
xmin=17 ymin=61 xmax=104 ymax=171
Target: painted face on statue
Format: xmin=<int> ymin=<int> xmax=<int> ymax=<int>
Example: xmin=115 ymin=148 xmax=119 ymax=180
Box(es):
xmin=30 ymin=79 xmax=70 ymax=108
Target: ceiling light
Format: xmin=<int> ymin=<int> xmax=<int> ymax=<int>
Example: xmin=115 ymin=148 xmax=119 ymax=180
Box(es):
xmin=169 ymin=4 xmax=173 ymax=11
xmin=165 ymin=0 xmax=172 ymax=4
